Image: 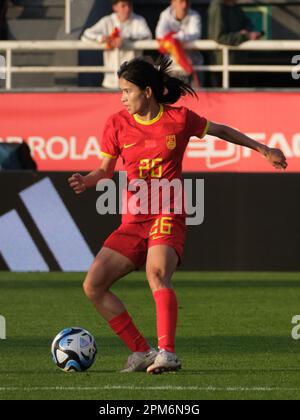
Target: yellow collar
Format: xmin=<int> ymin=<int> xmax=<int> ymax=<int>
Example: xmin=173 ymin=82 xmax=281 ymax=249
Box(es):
xmin=133 ymin=104 xmax=164 ymax=126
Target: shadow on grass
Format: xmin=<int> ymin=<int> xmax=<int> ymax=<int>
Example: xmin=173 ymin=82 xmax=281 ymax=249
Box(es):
xmin=1 ymin=279 xmax=300 ymax=290
xmin=1 ymin=334 xmax=300 ymax=377
xmin=1 ymin=334 xmax=300 ymax=355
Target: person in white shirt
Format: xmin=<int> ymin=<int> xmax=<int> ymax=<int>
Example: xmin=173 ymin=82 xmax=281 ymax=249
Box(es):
xmin=155 ymin=0 xmax=204 ymax=84
xmin=81 ymin=0 xmax=152 ymax=89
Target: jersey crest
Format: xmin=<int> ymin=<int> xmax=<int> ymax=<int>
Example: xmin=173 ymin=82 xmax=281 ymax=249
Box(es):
xmin=166 ymin=135 xmax=176 ymax=150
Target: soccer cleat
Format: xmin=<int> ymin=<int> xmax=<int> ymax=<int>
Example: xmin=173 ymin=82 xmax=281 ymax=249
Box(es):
xmin=121 ymin=348 xmax=158 ymax=373
xmin=146 ymin=349 xmax=182 ymax=374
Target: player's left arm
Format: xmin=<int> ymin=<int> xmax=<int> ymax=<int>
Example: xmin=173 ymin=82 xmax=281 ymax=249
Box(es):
xmin=207 ymin=122 xmax=288 ymax=170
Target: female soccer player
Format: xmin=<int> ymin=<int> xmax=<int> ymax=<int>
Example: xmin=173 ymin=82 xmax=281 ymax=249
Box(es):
xmin=68 ymin=57 xmax=287 ymax=374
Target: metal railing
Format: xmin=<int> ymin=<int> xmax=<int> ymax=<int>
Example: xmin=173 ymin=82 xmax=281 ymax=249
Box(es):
xmin=65 ymin=0 xmax=72 ymax=35
xmin=0 ymin=40 xmax=299 ymax=90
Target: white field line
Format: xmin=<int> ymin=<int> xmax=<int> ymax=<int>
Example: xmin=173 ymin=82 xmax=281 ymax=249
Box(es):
xmin=0 ymin=386 xmax=299 ymax=392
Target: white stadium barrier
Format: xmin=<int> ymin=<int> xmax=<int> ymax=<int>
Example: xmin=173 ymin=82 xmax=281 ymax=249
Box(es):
xmin=0 ymin=40 xmax=300 ymax=89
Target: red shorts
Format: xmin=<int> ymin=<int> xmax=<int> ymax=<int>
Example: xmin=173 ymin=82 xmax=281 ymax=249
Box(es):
xmin=103 ymin=215 xmax=186 ymax=268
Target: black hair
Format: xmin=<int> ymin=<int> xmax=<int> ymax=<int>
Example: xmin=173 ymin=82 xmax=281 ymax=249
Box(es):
xmin=118 ymin=56 xmax=197 ymax=104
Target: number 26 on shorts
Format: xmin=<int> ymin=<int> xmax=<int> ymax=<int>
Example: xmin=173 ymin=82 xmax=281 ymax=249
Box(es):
xmin=149 ymin=217 xmax=173 ymax=237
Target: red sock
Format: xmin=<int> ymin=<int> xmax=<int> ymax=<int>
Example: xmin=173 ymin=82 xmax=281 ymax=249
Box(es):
xmin=153 ymin=288 xmax=178 ymax=353
xmin=108 ymin=311 xmax=150 ymax=353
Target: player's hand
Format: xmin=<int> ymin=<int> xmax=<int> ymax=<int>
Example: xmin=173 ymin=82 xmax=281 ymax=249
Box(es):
xmin=68 ymin=173 xmax=87 ymax=194
xmin=264 ymin=147 xmax=288 ymax=170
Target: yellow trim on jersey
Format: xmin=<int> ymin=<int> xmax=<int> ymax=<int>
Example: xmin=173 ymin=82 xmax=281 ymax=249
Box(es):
xmin=133 ymin=104 xmax=164 ymax=126
xmin=101 ymin=151 xmax=117 ymax=159
xmin=200 ymin=120 xmax=210 ymax=138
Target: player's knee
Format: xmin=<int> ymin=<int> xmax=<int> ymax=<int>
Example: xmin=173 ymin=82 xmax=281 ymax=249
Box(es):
xmin=83 ymin=269 xmax=109 ymax=302
xmin=83 ymin=280 xmax=105 ymax=302
xmin=146 ymin=267 xmax=170 ymax=291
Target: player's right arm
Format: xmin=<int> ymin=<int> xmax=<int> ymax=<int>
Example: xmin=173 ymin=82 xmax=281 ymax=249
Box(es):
xmin=68 ymin=156 xmax=117 ymax=195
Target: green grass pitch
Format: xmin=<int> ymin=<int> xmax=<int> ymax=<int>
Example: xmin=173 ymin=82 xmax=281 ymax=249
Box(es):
xmin=1 ymin=271 xmax=300 ymax=400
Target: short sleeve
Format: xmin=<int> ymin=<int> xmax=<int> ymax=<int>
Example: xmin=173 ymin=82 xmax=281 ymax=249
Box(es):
xmin=100 ymin=117 xmax=120 ymax=159
xmin=186 ymin=109 xmax=210 ymax=139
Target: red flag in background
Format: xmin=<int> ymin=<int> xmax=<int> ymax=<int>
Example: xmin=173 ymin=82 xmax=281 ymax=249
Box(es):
xmin=105 ymin=27 xmax=121 ymax=50
xmin=158 ymin=32 xmax=194 ymax=75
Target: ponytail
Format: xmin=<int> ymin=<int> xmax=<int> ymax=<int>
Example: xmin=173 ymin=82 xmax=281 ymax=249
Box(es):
xmin=155 ymin=56 xmax=197 ymax=104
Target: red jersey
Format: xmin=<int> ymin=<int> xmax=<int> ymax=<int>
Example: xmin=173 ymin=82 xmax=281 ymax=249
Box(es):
xmin=100 ymin=104 xmax=209 ymax=223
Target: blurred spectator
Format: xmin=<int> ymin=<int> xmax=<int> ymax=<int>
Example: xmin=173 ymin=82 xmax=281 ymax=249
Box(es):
xmin=156 ymin=0 xmax=204 ymax=83
xmin=0 ymin=0 xmax=7 ymax=39
xmin=208 ymin=0 xmax=263 ymax=86
xmin=81 ymin=0 xmax=152 ymax=89
xmin=208 ymin=0 xmax=262 ymax=46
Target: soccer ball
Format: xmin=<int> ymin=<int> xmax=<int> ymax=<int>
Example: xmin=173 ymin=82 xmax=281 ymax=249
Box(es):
xmin=51 ymin=327 xmax=97 ymax=372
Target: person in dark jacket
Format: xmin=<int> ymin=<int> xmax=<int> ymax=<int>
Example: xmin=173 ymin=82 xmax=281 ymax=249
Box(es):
xmin=208 ymin=0 xmax=263 ymax=86
xmin=208 ymin=0 xmax=262 ymax=46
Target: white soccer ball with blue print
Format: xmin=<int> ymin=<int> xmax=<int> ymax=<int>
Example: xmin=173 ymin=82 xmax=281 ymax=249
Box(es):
xmin=51 ymin=327 xmax=97 ymax=372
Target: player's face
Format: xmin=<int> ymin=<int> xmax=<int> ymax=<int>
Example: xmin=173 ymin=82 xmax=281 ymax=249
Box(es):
xmin=113 ymin=1 xmax=132 ymax=23
xmin=119 ymin=77 xmax=149 ymax=115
